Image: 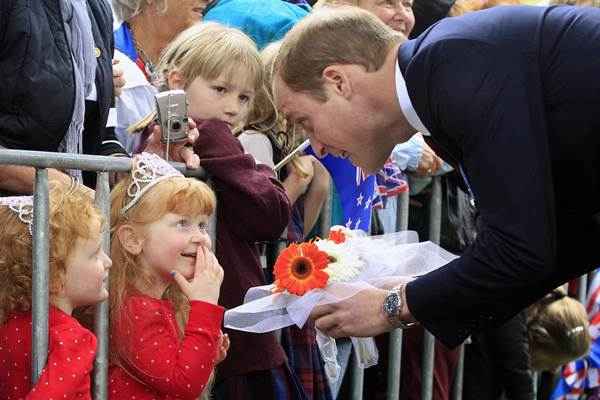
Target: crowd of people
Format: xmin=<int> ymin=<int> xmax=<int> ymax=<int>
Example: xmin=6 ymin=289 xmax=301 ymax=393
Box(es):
xmin=0 ymin=0 xmax=599 ymax=399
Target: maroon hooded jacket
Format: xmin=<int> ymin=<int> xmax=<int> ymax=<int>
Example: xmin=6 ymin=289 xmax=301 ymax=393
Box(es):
xmin=192 ymin=119 xmax=291 ymax=380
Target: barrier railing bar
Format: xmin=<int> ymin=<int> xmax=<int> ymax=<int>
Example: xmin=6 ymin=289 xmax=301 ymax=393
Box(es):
xmin=93 ymin=172 xmax=111 ymax=400
xmin=422 ymin=176 xmax=442 ymax=400
xmin=387 ymin=190 xmax=411 ymax=400
xmin=0 ymin=149 xmax=205 ymax=178
xmin=31 ymin=168 xmax=50 ymax=383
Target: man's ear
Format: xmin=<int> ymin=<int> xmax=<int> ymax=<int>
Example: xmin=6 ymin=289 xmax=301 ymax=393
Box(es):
xmin=115 ymin=225 xmax=144 ymax=255
xmin=322 ymin=65 xmax=352 ymax=99
xmin=167 ymin=69 xmax=185 ymax=90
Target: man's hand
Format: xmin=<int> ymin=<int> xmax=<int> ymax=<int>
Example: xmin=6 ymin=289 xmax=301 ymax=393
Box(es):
xmin=144 ymin=118 xmax=200 ymax=169
xmin=415 ymin=141 xmax=444 ymax=176
xmin=310 ymin=288 xmax=394 ymax=338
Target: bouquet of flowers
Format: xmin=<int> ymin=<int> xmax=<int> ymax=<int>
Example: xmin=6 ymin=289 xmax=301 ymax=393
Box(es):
xmin=224 ymin=227 xmax=457 ymax=382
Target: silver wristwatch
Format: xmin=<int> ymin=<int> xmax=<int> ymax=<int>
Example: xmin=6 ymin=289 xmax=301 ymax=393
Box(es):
xmin=382 ymin=285 xmax=416 ymax=329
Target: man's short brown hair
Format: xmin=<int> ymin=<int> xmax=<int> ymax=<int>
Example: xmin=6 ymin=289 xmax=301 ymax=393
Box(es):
xmin=274 ymin=6 xmax=403 ymax=101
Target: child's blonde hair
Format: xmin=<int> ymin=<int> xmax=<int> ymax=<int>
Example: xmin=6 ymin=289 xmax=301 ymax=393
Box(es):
xmin=0 ymin=182 xmax=102 ymax=324
xmin=157 ymin=22 xmax=264 ymax=100
xmin=109 ymin=176 xmax=215 ymax=337
xmin=128 ymin=22 xmax=265 ymax=134
xmin=246 ymin=41 xmax=309 ymax=177
xmin=528 ymin=288 xmax=591 ymax=371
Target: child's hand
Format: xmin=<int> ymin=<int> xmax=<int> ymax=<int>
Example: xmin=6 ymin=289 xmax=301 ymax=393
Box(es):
xmin=215 ymin=332 xmax=230 ymax=365
xmin=172 ymin=246 xmax=223 ymax=304
xmin=144 ymin=118 xmax=201 ymax=169
xmin=287 ymin=155 xmax=316 ymax=194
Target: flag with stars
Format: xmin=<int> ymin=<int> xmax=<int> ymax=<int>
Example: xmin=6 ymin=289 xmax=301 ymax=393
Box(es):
xmin=307 ymin=151 xmax=376 ymax=233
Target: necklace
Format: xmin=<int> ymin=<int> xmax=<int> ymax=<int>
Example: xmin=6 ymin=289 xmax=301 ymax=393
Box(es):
xmin=126 ymin=22 xmax=157 ymax=83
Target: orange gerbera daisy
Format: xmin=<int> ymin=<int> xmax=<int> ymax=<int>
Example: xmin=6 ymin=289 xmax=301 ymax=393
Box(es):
xmin=328 ymin=229 xmax=346 ymax=244
xmin=273 ymin=242 xmax=330 ymax=296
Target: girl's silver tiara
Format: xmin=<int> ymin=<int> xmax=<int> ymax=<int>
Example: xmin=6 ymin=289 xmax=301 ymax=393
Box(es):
xmin=121 ymin=152 xmax=183 ymax=214
xmin=0 ymin=196 xmax=34 ymax=235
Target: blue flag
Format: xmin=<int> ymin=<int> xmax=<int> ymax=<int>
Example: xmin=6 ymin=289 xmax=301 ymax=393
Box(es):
xmin=307 ymin=149 xmax=375 ymax=232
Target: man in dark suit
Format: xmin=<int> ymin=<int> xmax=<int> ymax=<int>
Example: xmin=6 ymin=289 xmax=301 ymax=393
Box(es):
xmin=274 ymin=5 xmax=600 ymax=347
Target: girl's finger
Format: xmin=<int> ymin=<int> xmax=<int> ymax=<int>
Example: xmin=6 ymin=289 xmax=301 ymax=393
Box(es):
xmin=171 ymin=271 xmax=190 ymax=294
xmin=194 ymin=245 xmax=208 ymax=277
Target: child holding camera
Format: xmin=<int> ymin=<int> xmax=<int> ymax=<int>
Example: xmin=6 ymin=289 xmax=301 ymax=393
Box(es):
xmin=153 ymin=23 xmax=305 ymax=400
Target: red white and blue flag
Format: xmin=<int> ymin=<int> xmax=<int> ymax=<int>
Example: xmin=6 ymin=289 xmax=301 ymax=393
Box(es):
xmin=552 ymin=272 xmax=600 ymax=399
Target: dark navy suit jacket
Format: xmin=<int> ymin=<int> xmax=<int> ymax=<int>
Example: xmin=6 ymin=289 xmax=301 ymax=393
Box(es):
xmin=400 ymin=5 xmax=600 ymax=347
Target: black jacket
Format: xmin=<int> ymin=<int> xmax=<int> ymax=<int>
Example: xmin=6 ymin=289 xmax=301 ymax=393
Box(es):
xmin=0 ymin=0 xmax=125 ymax=156
xmin=463 ymin=312 xmax=533 ymax=400
xmin=402 ymin=6 xmax=600 ymax=347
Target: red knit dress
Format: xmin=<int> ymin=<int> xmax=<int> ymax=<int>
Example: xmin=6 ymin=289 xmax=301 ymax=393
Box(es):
xmin=0 ymin=307 xmax=97 ymax=399
xmin=108 ymin=294 xmax=223 ymax=400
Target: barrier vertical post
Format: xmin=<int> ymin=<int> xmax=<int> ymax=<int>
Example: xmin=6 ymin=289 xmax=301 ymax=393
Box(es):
xmin=93 ymin=172 xmax=111 ymax=400
xmin=31 ymin=168 xmax=50 ymax=383
xmin=579 ymin=274 xmax=588 ymax=305
xmin=351 ymin=352 xmax=365 ymax=400
xmin=207 ymin=178 xmax=218 ymax=252
xmin=387 ymin=190 xmax=410 ymax=400
xmin=422 ymin=177 xmax=442 ymax=400
xmin=452 ymin=344 xmax=465 ymax=400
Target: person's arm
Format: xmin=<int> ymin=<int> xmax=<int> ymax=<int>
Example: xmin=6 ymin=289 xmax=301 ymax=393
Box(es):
xmin=302 ymin=159 xmax=330 ymax=236
xmin=26 ymin=322 xmax=97 ymax=399
xmin=193 ymin=119 xmax=291 ymax=241
xmin=282 ymin=156 xmax=314 ymax=205
xmin=115 ymin=297 xmax=223 ymax=400
xmin=0 ymin=165 xmax=74 ymax=194
xmin=405 ymin=39 xmax=556 ymax=347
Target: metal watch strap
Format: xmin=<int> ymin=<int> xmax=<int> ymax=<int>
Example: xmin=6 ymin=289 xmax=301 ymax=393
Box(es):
xmin=384 ymin=284 xmax=417 ymax=329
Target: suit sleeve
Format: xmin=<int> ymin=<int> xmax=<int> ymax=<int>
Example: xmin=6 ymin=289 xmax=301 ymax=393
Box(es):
xmin=405 ymin=39 xmax=557 ymax=347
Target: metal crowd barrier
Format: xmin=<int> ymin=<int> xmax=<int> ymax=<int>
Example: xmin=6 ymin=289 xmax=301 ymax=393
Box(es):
xmin=1 ymin=148 xmax=593 ymax=400
xmin=332 ymin=174 xmax=593 ymax=400
xmin=0 ymin=149 xmax=207 ymax=400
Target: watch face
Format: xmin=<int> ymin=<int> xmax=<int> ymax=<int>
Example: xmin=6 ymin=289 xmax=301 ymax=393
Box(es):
xmin=384 ymin=292 xmax=400 ymax=315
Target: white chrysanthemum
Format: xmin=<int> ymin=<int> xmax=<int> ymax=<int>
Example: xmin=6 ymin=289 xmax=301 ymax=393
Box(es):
xmin=315 ymin=239 xmax=365 ymax=283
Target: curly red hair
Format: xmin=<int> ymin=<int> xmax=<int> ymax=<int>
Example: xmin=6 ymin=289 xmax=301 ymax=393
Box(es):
xmin=0 ymin=182 xmax=102 ymax=324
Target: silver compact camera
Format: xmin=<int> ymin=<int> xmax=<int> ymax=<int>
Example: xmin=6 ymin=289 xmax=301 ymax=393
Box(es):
xmin=155 ymin=90 xmax=189 ymax=144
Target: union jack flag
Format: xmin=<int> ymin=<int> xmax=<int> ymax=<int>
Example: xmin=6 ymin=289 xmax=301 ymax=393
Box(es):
xmin=372 ymin=158 xmax=409 ymax=210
